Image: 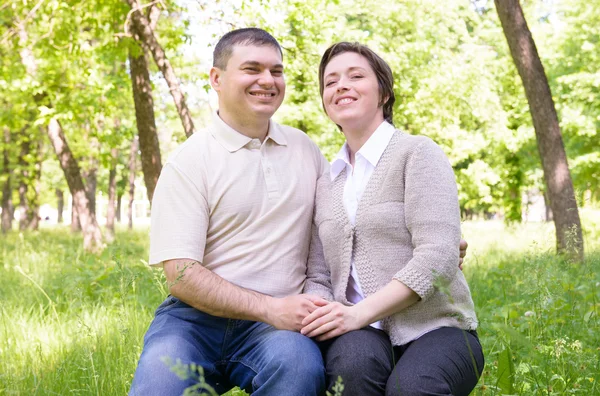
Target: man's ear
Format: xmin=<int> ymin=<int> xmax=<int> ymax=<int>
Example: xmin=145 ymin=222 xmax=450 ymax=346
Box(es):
xmin=209 ymin=67 xmax=222 ymax=91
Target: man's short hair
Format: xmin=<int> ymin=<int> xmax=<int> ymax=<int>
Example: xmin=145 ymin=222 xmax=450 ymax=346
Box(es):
xmin=213 ymin=28 xmax=283 ymax=69
xmin=318 ymin=42 xmax=396 ymax=126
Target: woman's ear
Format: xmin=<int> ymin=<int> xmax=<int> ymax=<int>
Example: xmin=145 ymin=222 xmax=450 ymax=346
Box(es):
xmin=381 ymin=94 xmax=390 ymax=106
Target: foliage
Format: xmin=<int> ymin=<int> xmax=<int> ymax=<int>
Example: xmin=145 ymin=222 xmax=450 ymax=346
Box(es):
xmin=1 ymin=0 xmax=599 ymax=221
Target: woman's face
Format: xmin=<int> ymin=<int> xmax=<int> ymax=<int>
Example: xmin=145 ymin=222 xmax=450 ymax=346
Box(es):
xmin=322 ymin=52 xmax=384 ymax=133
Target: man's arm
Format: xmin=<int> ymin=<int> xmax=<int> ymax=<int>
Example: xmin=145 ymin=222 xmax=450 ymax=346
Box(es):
xmin=165 ymin=259 xmax=327 ymax=331
xmin=459 ymin=238 xmax=468 ymax=269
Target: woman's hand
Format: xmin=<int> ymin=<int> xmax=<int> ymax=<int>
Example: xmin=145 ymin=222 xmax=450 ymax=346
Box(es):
xmin=300 ymin=302 xmax=364 ymax=341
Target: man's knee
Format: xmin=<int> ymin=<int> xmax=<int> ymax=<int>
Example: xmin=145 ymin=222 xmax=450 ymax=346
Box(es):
xmin=268 ymin=331 xmax=324 ymax=375
xmin=130 ymin=335 xmax=214 ymax=396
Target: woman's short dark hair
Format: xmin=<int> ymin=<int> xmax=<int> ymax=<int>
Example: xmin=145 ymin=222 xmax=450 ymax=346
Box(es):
xmin=213 ymin=28 xmax=282 ymax=69
xmin=318 ymin=42 xmax=395 ymax=126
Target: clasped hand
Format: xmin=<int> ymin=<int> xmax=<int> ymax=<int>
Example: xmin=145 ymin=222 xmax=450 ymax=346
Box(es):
xmin=300 ymin=301 xmax=363 ymax=341
xmin=269 ymin=296 xmax=363 ymax=341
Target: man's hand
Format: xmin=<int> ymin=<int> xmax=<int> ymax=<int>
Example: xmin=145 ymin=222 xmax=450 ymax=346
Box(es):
xmin=459 ymin=238 xmax=468 ymax=270
xmin=300 ymin=301 xmax=363 ymax=341
xmin=164 ymin=259 xmax=328 ymax=326
xmin=266 ymin=294 xmax=328 ymax=332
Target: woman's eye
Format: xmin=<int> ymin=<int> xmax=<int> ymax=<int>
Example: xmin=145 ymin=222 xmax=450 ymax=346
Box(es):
xmin=351 ymin=74 xmax=364 ymax=79
xmin=325 ymin=80 xmax=336 ymax=87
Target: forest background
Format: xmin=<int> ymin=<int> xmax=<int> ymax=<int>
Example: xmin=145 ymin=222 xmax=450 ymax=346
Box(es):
xmin=1 ymin=0 xmax=599 ymax=394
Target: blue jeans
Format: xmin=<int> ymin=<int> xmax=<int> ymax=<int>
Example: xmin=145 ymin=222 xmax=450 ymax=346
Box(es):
xmin=130 ymin=296 xmax=325 ymax=396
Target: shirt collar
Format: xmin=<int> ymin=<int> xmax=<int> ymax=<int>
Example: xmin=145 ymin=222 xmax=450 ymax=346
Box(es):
xmin=330 ymin=121 xmax=396 ymax=180
xmin=209 ymin=112 xmax=287 ymax=153
xmin=330 ymin=143 xmax=350 ymax=181
xmin=265 ymin=119 xmax=288 ymax=147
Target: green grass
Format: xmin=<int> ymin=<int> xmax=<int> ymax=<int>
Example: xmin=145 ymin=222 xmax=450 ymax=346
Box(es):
xmin=1 ymin=210 xmax=599 ymax=395
xmin=462 ymin=214 xmax=600 ymax=395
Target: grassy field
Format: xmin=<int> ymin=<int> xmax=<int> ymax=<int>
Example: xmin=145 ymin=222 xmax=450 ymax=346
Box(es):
xmin=1 ymin=210 xmax=599 ymax=395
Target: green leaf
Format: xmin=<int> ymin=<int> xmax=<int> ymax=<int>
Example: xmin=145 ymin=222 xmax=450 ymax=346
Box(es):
xmin=497 ymin=345 xmax=516 ymax=395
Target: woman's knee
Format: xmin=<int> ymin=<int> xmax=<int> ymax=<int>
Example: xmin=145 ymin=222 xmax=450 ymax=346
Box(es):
xmin=325 ymin=329 xmax=393 ymax=394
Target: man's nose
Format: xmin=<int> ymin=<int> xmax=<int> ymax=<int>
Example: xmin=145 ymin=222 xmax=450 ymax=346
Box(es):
xmin=258 ymin=71 xmax=275 ymax=87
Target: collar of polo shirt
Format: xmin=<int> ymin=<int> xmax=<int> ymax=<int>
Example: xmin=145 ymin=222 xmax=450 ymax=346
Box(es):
xmin=210 ymin=112 xmax=288 ymax=152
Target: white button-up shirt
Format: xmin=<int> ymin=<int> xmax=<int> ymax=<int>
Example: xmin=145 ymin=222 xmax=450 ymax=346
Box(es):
xmin=330 ymin=121 xmax=396 ymax=329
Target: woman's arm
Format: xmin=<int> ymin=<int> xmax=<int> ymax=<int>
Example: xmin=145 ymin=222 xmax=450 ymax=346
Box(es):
xmin=301 ymin=279 xmax=419 ymax=340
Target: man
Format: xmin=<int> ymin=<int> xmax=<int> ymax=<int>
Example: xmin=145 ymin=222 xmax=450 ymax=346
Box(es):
xmin=129 ymin=28 xmax=330 ymax=396
xmin=130 ymin=28 xmax=468 ymax=395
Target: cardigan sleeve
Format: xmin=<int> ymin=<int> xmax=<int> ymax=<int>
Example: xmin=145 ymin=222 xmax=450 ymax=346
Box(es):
xmin=392 ymin=138 xmax=461 ymax=300
xmin=303 ymin=219 xmax=334 ymax=301
xmin=303 ymin=173 xmax=334 ymax=301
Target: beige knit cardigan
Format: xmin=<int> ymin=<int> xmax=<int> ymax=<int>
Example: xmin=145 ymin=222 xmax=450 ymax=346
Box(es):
xmin=304 ymin=131 xmax=478 ymax=346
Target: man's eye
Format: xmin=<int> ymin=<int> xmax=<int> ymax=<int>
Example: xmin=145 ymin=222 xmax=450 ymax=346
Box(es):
xmin=271 ymin=70 xmax=283 ymax=76
xmin=245 ymin=68 xmax=259 ymax=72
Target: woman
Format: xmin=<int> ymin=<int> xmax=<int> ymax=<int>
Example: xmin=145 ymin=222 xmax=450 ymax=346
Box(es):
xmin=302 ymin=42 xmax=484 ymax=396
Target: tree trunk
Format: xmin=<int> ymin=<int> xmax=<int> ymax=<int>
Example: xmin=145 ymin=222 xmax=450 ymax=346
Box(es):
xmin=128 ymin=136 xmax=138 ymax=229
xmin=116 ymin=193 xmax=122 ymax=223
xmin=494 ymin=0 xmax=584 ymax=261
xmin=81 ymin=131 xmax=99 ymax=217
xmin=71 ymin=202 xmax=81 ymax=232
xmin=48 ymin=118 xmax=103 ymax=252
xmin=1 ymin=128 xmax=12 ymax=233
xmin=17 ymin=137 xmax=30 ymax=231
xmin=129 ymin=44 xmax=162 ymax=202
xmin=27 ymin=134 xmax=43 ymax=230
xmin=56 ymin=188 xmax=64 ymax=223
xmin=543 ymin=189 xmax=553 ymax=222
xmin=127 ymin=0 xmax=195 ymax=137
xmin=106 ymin=148 xmax=118 ymax=241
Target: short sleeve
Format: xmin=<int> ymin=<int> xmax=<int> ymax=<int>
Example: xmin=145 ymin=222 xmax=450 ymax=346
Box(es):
xmin=148 ymin=162 xmax=209 ymax=266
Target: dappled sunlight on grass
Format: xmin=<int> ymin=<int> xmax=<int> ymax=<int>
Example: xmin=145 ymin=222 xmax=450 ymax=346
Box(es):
xmin=0 ymin=228 xmax=163 ymax=394
xmin=1 ymin=219 xmax=599 ymax=395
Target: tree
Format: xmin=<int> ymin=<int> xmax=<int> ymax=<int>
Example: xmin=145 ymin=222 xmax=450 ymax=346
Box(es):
xmin=494 ymin=0 xmax=584 ymax=261
xmin=128 ymin=4 xmax=162 ymax=202
xmin=12 ymin=10 xmax=104 ymax=251
xmin=105 ymin=147 xmax=119 ymax=241
xmin=126 ymin=0 xmax=195 ymax=137
xmin=48 ymin=119 xmax=104 ymax=251
xmin=1 ymin=127 xmax=13 ymax=233
xmin=127 ymin=136 xmax=138 ymax=229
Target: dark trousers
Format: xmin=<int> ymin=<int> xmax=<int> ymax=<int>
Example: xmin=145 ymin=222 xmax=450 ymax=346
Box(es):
xmin=320 ymin=326 xmax=484 ymax=396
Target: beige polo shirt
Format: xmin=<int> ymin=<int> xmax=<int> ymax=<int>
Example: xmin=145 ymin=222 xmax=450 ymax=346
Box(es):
xmin=149 ymin=112 xmax=328 ymax=298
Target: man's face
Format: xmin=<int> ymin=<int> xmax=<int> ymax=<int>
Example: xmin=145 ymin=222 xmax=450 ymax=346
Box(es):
xmin=211 ymin=44 xmax=286 ymax=122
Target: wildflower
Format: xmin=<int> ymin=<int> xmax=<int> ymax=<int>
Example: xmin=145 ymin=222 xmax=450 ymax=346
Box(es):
xmin=524 ymin=311 xmax=535 ymax=317
xmin=553 ymin=338 xmax=567 ymax=358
